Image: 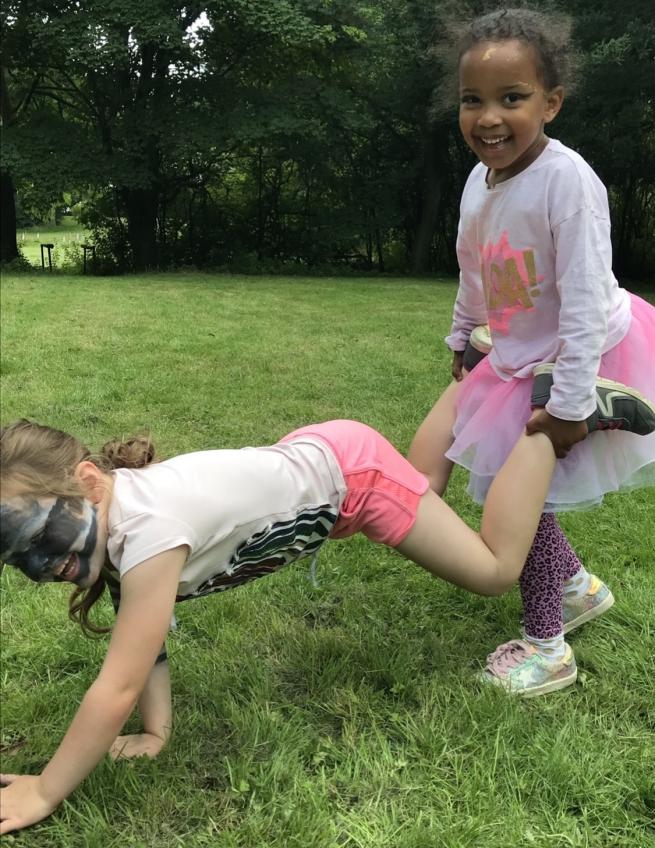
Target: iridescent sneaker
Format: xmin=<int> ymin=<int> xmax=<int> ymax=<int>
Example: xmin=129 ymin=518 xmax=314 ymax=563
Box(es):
xmin=481 ymin=639 xmax=577 ymax=697
xmin=563 ymin=575 xmax=615 ymax=634
xmin=463 ymin=324 xmax=492 ymax=372
xmin=532 ymin=364 xmax=655 ymax=435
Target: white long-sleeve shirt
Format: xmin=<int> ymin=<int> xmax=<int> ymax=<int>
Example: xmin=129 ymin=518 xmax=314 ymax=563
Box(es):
xmin=445 ymin=139 xmax=631 ymax=421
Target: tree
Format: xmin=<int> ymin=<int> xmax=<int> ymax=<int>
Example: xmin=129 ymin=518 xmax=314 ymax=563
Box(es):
xmin=560 ymin=1 xmax=655 ymax=277
xmin=1 ymin=65 xmax=20 ymax=262
xmin=3 ymin=0 xmax=653 ymax=277
xmin=1 ymin=1 xmax=52 ymax=262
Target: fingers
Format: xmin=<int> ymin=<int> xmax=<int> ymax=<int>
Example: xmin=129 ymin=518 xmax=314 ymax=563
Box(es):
xmin=109 ymin=734 xmax=160 ymax=761
xmin=1 ymin=817 xmax=22 ymax=835
xmin=108 ymin=737 xmax=129 ymax=761
xmin=524 ymin=415 xmax=548 ymax=439
xmin=525 ymin=419 xmax=539 ymax=436
xmin=525 ymin=423 xmax=567 ymax=457
xmin=0 ymin=781 xmax=23 ymax=837
xmin=452 ymin=352 xmax=465 ymax=382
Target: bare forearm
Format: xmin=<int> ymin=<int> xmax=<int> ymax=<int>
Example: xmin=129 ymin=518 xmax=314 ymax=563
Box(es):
xmin=39 ymin=682 xmax=136 ymax=805
xmin=138 ymin=661 xmax=172 ymax=741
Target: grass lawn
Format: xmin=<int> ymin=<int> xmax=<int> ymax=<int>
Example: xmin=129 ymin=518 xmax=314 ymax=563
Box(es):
xmin=17 ymin=218 xmax=87 ymax=267
xmin=1 ymin=272 xmax=654 ymax=848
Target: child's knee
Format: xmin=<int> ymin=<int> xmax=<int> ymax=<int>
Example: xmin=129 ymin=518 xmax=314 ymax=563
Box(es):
xmin=485 ymin=578 xmax=515 ymax=597
xmin=425 ymin=472 xmax=448 ymax=498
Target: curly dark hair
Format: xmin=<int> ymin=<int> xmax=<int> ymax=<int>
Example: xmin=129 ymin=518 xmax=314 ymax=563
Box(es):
xmin=431 ymin=5 xmax=577 ymax=115
xmin=458 ymin=7 xmax=572 ymax=89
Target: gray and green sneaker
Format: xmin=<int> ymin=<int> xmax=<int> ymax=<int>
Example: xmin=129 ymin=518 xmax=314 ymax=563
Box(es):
xmin=463 ymin=324 xmax=492 ymax=372
xmin=532 ymin=364 xmax=655 ymax=435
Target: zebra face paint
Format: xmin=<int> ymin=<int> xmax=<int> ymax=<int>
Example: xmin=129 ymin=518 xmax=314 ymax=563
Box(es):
xmin=0 ymin=495 xmax=103 ymax=586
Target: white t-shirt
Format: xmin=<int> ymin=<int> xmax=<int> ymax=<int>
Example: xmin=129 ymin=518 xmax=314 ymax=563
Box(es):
xmin=106 ymin=438 xmax=346 ymax=600
xmin=445 ymin=138 xmax=632 ymax=421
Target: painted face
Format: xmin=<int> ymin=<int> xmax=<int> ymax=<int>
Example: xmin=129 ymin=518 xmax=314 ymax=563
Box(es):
xmin=0 ymin=495 xmax=104 ymax=587
xmin=459 ymin=39 xmax=563 ymax=184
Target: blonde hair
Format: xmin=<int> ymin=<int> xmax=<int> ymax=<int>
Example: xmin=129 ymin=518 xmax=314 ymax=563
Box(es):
xmin=1 ymin=419 xmax=156 ymax=636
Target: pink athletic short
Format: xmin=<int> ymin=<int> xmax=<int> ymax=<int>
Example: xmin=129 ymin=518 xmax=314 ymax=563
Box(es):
xmin=280 ymin=420 xmax=429 ymax=547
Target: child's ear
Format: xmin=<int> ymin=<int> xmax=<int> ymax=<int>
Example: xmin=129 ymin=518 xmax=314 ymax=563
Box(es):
xmin=74 ymin=461 xmax=106 ymax=504
xmin=544 ymin=86 xmax=564 ymax=124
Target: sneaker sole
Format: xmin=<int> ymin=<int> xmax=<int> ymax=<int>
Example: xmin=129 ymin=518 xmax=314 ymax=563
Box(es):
xmin=482 ymin=663 xmax=578 ymax=697
xmin=518 ymin=664 xmax=578 ymax=697
xmin=563 ymin=589 xmax=615 ymax=634
xmin=470 ymin=326 xmax=492 ymax=354
xmin=533 ymin=365 xmax=655 ymax=415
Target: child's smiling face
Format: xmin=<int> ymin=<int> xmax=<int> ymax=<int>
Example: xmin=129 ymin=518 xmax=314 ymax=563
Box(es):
xmin=458 ymin=39 xmax=563 ymax=184
xmin=0 ymin=494 xmax=107 ymax=587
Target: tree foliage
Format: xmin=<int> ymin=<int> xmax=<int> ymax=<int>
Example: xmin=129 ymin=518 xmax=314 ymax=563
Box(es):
xmin=2 ymin=0 xmax=653 ymax=277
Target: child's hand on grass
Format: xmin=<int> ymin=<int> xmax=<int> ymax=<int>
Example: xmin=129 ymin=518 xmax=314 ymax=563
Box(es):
xmin=109 ymin=732 xmax=166 ymax=760
xmin=0 ymin=773 xmax=58 ymax=835
xmin=526 ymin=408 xmax=588 ymax=458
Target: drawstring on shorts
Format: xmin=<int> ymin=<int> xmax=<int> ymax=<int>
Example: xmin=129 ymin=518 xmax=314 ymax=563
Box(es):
xmin=307 ymin=552 xmax=320 ymax=588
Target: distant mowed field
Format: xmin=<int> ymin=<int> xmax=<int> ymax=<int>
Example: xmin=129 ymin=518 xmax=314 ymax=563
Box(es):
xmin=17 ymin=218 xmax=87 ymax=267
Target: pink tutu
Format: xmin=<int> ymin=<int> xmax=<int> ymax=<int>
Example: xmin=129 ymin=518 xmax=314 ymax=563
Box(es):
xmin=446 ymin=293 xmax=655 ymax=511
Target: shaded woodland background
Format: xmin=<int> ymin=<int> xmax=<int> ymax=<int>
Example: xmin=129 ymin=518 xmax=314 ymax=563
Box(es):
xmin=2 ymin=1 xmax=654 ymax=279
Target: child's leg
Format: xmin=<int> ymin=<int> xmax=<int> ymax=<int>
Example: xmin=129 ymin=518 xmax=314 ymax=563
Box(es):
xmin=521 ymin=514 xmax=614 ymax=640
xmin=520 ymin=513 xmax=572 ymax=641
xmin=481 ymin=514 xmax=613 ymax=696
xmin=396 ymin=432 xmax=557 ymax=596
xmin=407 ymin=380 xmax=460 ymax=496
xmin=480 ymin=513 xmax=578 ymax=696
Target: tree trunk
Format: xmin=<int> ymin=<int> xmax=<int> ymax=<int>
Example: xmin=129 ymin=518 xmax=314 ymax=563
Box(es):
xmin=365 ymin=227 xmax=373 ymax=270
xmin=0 ymin=170 xmax=19 ymax=262
xmin=1 ymin=65 xmax=19 ymax=264
xmin=375 ymin=225 xmax=385 ymax=272
xmin=123 ymin=187 xmax=159 ymax=271
xmin=256 ymin=146 xmax=264 ymax=259
xmin=410 ymin=127 xmax=445 ymax=274
xmin=612 ymin=173 xmax=635 ymax=277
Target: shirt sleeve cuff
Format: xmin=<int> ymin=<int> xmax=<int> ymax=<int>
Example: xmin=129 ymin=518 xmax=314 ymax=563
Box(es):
xmin=444 ymin=331 xmax=468 ymax=352
xmin=545 ymin=396 xmax=595 ymax=421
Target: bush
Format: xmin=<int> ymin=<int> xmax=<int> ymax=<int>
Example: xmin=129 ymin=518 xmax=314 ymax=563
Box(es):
xmin=0 ymin=251 xmax=33 ymax=274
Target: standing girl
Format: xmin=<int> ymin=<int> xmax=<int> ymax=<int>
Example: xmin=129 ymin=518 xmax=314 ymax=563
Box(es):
xmin=409 ymin=8 xmax=655 ymax=696
xmin=0 ymin=416 xmax=560 ymax=833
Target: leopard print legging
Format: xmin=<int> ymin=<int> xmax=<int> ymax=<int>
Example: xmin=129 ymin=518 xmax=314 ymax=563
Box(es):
xmin=519 ymin=512 xmax=582 ymax=639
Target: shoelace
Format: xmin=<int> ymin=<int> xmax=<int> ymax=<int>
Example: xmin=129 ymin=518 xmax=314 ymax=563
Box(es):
xmin=485 ymin=639 xmax=533 ymax=675
xmin=596 ymin=419 xmax=624 ymax=430
xmin=307 ymin=551 xmax=320 ymax=588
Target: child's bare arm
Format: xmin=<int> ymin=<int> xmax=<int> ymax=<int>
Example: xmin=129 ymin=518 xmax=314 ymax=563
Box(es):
xmin=104 ymin=564 xmax=173 ymax=758
xmin=109 ymin=661 xmax=173 ymax=760
xmin=0 ymin=546 xmax=187 ymax=835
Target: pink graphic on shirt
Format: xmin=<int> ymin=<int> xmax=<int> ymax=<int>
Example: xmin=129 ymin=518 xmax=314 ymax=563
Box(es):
xmin=479 ymin=231 xmax=543 ymax=335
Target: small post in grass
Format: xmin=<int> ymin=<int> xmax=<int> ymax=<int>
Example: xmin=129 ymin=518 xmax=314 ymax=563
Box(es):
xmin=40 ymin=243 xmax=54 ymax=271
xmin=82 ymin=244 xmax=96 ymax=274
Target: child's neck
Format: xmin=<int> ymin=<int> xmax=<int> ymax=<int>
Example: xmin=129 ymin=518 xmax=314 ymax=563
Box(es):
xmin=486 ymin=133 xmax=549 ymax=188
